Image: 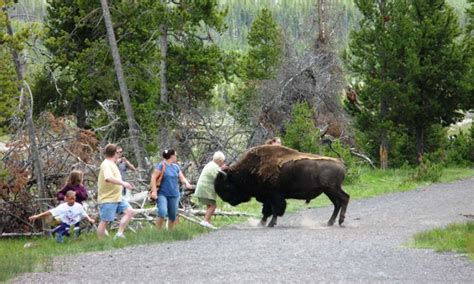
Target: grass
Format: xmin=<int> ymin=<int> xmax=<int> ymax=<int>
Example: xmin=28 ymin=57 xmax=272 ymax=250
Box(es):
xmin=0 ymin=223 xmax=208 ymax=282
xmin=1 ymin=166 xmax=473 ymax=282
xmin=410 ymin=222 xmax=474 ymax=261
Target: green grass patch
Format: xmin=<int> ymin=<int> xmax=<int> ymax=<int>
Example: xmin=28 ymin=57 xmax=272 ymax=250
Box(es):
xmin=0 ymin=223 xmax=208 ymax=282
xmin=410 ymin=222 xmax=474 ymax=260
xmin=1 ymin=166 xmax=473 ymax=281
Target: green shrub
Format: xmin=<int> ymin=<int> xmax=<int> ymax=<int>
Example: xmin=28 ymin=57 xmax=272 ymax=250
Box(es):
xmin=321 ymin=140 xmax=361 ymax=184
xmin=410 ymin=154 xmax=444 ymax=182
xmin=445 ymin=124 xmax=474 ymax=166
xmin=282 ymin=102 xmax=320 ymax=153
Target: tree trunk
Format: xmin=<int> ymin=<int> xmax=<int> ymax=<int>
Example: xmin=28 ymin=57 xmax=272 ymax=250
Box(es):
xmin=99 ymin=0 xmax=147 ymax=170
xmin=158 ymin=0 xmax=171 ymax=151
xmin=315 ymin=0 xmax=326 ymax=48
xmin=379 ymin=0 xmax=389 ymax=170
xmin=74 ymin=95 xmax=86 ymax=129
xmin=379 ymin=135 xmax=389 ymax=169
xmin=380 ymin=90 xmax=389 ymax=169
xmin=159 ymin=0 xmax=168 ymax=105
xmin=415 ymin=126 xmax=424 ymax=164
xmin=5 ymin=10 xmax=50 ymax=235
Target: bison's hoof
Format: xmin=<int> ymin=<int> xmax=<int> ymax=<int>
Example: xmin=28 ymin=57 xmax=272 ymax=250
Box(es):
xmin=268 ymin=221 xmax=276 ymax=227
xmin=259 ymin=220 xmax=267 ymax=227
xmin=338 ymin=219 xmax=345 ymax=227
xmin=327 ymin=220 xmax=335 ymax=226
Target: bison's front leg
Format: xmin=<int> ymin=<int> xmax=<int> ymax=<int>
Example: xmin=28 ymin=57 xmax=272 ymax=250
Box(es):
xmin=268 ymin=215 xmax=278 ymax=227
xmin=258 ymin=197 xmax=272 ymax=227
xmin=267 ymin=193 xmax=286 ymax=228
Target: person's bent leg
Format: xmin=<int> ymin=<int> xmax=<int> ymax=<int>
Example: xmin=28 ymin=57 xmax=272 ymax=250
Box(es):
xmin=155 ymin=217 xmax=165 ymax=229
xmin=98 ymin=203 xmax=116 ymax=239
xmin=155 ymin=195 xmax=168 ymax=230
xmin=167 ymin=196 xmax=180 ymax=230
xmin=117 ymin=208 xmax=134 ymax=235
xmin=54 ymin=223 xmax=69 ymax=243
xmin=97 ymin=221 xmax=109 ymax=239
xmin=204 ymin=203 xmax=217 ymax=223
xmin=116 ymin=200 xmax=134 ymax=236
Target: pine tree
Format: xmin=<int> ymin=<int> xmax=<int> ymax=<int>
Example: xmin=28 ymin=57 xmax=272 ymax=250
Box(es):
xmin=462 ymin=0 xmax=474 ymax=108
xmin=0 ymin=50 xmax=18 ymax=134
xmin=347 ymin=0 xmax=413 ymax=167
xmin=245 ymin=8 xmax=282 ymax=80
xmin=347 ymin=0 xmax=470 ymax=165
xmin=39 ymin=0 xmax=231 ymax=147
xmin=282 ymin=102 xmax=320 ymax=154
xmin=399 ymin=0 xmax=469 ymax=162
xmin=0 ymin=1 xmax=18 ymax=133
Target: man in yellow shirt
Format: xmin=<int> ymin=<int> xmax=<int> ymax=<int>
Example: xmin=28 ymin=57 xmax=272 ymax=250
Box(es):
xmin=97 ymin=144 xmax=135 ymax=239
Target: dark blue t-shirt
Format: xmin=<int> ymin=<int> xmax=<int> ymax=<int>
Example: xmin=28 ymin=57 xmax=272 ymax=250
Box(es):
xmin=155 ymin=162 xmax=181 ymax=197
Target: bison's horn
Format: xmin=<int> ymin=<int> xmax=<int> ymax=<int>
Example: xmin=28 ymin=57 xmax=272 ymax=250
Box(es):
xmin=218 ymin=170 xmax=227 ymax=177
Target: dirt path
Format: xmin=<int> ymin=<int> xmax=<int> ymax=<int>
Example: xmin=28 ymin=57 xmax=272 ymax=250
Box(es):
xmin=13 ymin=178 xmax=474 ymax=283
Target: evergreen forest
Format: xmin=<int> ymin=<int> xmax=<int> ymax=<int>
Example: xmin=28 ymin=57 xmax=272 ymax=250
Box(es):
xmin=0 ymin=0 xmax=473 ymax=234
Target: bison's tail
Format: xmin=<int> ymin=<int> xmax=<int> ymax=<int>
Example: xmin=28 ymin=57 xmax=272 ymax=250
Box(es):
xmin=321 ymin=139 xmax=346 ymax=165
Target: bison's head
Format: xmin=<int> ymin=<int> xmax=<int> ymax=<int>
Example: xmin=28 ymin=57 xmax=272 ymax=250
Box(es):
xmin=215 ymin=170 xmax=251 ymax=206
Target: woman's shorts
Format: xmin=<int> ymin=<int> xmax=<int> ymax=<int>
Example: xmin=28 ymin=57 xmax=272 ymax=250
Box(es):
xmin=198 ymin=197 xmax=216 ymax=206
xmin=156 ymin=195 xmax=180 ymax=221
xmin=99 ymin=199 xmax=131 ymax=222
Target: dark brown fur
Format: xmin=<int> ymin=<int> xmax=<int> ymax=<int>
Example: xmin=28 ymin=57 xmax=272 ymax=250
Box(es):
xmin=215 ymin=145 xmax=350 ymax=227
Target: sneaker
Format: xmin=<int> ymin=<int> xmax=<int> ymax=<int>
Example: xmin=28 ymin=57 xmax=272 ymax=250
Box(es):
xmin=199 ymin=220 xmax=217 ymax=229
xmin=56 ymin=234 xmax=64 ymax=244
xmin=113 ymin=233 xmax=126 ymax=240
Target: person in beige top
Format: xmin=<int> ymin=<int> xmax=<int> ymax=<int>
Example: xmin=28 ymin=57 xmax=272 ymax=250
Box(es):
xmin=97 ymin=144 xmax=135 ymax=239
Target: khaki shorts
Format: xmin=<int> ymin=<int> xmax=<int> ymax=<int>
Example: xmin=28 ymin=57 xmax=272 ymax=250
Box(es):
xmin=198 ymin=197 xmax=216 ymax=206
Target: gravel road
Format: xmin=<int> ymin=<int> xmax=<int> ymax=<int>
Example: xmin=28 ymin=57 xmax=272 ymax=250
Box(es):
xmin=13 ymin=178 xmax=474 ymax=283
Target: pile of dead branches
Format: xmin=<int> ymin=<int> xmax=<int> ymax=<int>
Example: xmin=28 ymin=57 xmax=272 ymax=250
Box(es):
xmin=0 ymin=113 xmax=100 ymax=234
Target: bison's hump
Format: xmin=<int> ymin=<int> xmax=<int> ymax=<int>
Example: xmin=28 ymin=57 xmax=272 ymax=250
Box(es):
xmin=231 ymin=145 xmax=344 ymax=184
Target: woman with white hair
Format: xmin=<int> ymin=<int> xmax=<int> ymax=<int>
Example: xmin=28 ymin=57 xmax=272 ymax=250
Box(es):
xmin=194 ymin=151 xmax=227 ymax=229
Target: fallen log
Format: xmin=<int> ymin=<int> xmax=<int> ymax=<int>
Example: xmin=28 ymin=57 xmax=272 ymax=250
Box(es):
xmin=1 ymin=232 xmax=44 ymax=237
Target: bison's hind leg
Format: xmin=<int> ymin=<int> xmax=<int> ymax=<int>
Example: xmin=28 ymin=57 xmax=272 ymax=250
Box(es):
xmin=338 ymin=188 xmax=350 ymax=226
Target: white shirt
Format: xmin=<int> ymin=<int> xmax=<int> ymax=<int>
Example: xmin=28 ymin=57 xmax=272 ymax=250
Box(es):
xmin=49 ymin=202 xmax=86 ymax=225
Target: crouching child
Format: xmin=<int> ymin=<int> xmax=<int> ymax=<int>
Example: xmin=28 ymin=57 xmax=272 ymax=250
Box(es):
xmin=29 ymin=190 xmax=95 ymax=243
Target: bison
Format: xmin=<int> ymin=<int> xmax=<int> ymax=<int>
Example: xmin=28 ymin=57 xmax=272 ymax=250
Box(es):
xmin=215 ymin=145 xmax=350 ymax=227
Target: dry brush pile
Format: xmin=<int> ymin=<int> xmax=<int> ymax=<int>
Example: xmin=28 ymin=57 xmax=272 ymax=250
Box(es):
xmin=0 ymin=113 xmax=100 ymax=234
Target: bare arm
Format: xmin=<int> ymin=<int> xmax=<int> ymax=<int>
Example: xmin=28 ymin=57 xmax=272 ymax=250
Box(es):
xmin=29 ymin=210 xmax=52 ymax=221
xmin=123 ymin=158 xmax=137 ymax=171
xmin=83 ymin=212 xmax=95 ymax=224
xmin=179 ymin=171 xmax=193 ymax=189
xmin=105 ymin=177 xmax=134 ymax=189
xmin=149 ymin=169 xmax=161 ymax=199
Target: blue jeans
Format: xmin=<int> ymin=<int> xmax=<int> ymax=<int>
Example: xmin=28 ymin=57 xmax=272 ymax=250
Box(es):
xmin=156 ymin=195 xmax=180 ymax=221
xmin=99 ymin=199 xmax=131 ymax=222
xmin=53 ymin=222 xmax=80 ymax=237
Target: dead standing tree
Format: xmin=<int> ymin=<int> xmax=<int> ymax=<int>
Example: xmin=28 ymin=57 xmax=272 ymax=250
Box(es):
xmin=3 ymin=6 xmax=50 ymax=234
xmin=247 ymin=0 xmax=352 ymax=148
xmin=99 ymin=0 xmax=147 ymax=171
xmin=158 ymin=101 xmax=251 ymax=181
